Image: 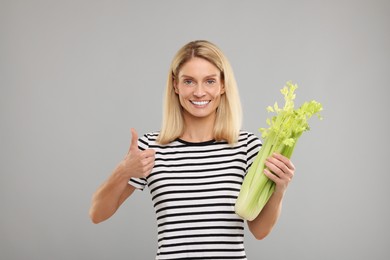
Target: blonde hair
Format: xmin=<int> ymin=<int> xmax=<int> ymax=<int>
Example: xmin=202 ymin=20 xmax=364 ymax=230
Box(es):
xmin=157 ymin=40 xmax=242 ymax=144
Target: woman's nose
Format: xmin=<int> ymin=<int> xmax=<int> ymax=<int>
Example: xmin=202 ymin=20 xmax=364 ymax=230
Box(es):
xmin=193 ymin=85 xmax=206 ymax=97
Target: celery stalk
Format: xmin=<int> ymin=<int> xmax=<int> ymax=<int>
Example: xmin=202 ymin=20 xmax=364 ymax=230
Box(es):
xmin=235 ymin=81 xmax=322 ymax=221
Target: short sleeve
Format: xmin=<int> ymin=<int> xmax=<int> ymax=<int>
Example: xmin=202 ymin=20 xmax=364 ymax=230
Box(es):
xmin=128 ymin=133 xmax=150 ymax=190
xmin=246 ymin=132 xmax=262 ymax=171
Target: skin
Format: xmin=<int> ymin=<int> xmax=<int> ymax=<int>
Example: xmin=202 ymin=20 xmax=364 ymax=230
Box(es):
xmin=89 ymin=57 xmax=295 ymax=241
xmin=173 ymin=57 xmax=225 ymax=142
xmin=247 ymin=153 xmax=295 ymax=239
xmin=89 ymin=128 xmax=155 ymax=224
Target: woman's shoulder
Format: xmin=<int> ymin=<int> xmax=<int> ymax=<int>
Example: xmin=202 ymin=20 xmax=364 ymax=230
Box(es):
xmin=238 ymin=130 xmax=262 ymax=147
xmin=137 ymin=131 xmax=160 ymax=149
xmin=141 ymin=131 xmax=160 ymax=140
xmin=239 ymin=130 xmax=260 ymax=140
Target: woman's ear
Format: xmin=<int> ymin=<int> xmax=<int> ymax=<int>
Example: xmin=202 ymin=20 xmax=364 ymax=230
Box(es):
xmin=173 ymin=79 xmax=179 ymax=94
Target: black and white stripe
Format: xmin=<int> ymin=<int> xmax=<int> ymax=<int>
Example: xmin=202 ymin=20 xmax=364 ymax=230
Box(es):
xmin=129 ymin=131 xmax=261 ymax=260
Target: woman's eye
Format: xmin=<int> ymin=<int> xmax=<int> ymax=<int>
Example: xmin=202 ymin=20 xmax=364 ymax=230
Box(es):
xmin=206 ymin=79 xmax=216 ymax=85
xmin=183 ymin=80 xmax=194 ymax=85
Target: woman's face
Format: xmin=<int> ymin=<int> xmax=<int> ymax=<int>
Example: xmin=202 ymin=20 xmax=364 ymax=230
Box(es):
xmin=174 ymin=57 xmax=225 ymax=124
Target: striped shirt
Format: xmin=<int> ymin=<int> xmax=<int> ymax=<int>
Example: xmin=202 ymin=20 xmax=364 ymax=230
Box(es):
xmin=129 ymin=131 xmax=262 ymax=260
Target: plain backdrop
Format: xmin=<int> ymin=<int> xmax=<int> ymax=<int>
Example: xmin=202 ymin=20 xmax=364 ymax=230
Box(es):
xmin=1 ymin=0 xmax=389 ymax=259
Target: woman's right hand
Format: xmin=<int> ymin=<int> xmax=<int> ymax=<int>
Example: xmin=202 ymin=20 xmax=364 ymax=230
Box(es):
xmin=120 ymin=128 xmax=155 ymax=179
xmin=89 ymin=128 xmax=155 ymax=224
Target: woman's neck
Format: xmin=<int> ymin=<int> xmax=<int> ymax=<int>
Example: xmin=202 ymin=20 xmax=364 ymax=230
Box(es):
xmin=181 ymin=116 xmax=215 ymax=143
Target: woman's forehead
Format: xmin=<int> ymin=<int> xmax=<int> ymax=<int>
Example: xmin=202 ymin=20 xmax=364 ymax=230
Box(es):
xmin=178 ymin=57 xmax=221 ymax=77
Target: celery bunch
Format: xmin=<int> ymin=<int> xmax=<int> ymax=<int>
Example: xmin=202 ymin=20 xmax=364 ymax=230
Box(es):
xmin=235 ymin=81 xmax=323 ymax=221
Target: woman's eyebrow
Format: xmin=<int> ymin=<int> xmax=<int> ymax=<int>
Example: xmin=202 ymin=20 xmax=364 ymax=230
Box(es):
xmin=180 ymin=74 xmax=218 ymax=78
xmin=180 ymin=74 xmax=194 ymax=79
xmin=205 ymin=74 xmax=218 ymax=78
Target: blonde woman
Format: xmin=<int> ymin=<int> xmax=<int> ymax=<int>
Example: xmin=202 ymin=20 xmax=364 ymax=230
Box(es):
xmin=89 ymin=40 xmax=295 ymax=259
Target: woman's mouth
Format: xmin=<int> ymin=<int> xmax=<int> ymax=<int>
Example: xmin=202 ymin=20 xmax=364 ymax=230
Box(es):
xmin=190 ymin=100 xmax=210 ymax=106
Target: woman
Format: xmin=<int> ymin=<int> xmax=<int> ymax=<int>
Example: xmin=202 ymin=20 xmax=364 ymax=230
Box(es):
xmin=89 ymin=40 xmax=295 ymax=259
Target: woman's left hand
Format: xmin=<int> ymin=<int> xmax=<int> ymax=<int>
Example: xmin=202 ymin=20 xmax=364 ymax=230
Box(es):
xmin=263 ymin=153 xmax=295 ymax=195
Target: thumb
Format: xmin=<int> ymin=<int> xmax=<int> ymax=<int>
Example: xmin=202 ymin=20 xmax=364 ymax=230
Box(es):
xmin=129 ymin=128 xmax=139 ymax=153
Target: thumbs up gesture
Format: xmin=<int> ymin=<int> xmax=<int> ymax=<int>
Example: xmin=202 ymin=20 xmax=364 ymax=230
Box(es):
xmin=121 ymin=128 xmax=155 ymax=179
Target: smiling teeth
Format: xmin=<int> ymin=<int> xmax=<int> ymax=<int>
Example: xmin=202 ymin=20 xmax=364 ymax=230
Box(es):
xmin=192 ymin=101 xmax=209 ymax=106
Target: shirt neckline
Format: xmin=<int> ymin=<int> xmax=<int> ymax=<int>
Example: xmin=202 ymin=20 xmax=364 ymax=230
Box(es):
xmin=175 ymin=138 xmax=216 ymax=146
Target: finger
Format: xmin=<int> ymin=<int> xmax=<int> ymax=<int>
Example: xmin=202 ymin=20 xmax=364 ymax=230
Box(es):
xmin=272 ymin=153 xmax=295 ymax=171
xmin=273 ymin=154 xmax=295 ymax=180
xmin=139 ymin=156 xmax=155 ymax=176
xmin=265 ymin=160 xmax=284 ymax=178
xmin=141 ymin=151 xmax=155 ymax=167
xmin=267 ymin=155 xmax=293 ymax=174
xmin=142 ymin=149 xmax=156 ymax=158
xmin=129 ymin=128 xmax=139 ymax=153
xmin=142 ymin=155 xmax=155 ymax=164
xmin=143 ymin=157 xmax=155 ymax=170
xmin=263 ymin=168 xmax=279 ymax=183
xmin=266 ymin=157 xmax=289 ymax=176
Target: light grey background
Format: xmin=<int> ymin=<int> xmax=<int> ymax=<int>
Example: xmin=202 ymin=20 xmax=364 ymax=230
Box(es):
xmin=1 ymin=0 xmax=389 ymax=259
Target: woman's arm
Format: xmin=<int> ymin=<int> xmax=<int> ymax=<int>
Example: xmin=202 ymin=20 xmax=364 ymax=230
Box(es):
xmin=89 ymin=129 xmax=155 ymax=224
xmin=89 ymin=165 xmax=137 ymax=224
xmin=247 ymin=153 xmax=295 ymax=240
